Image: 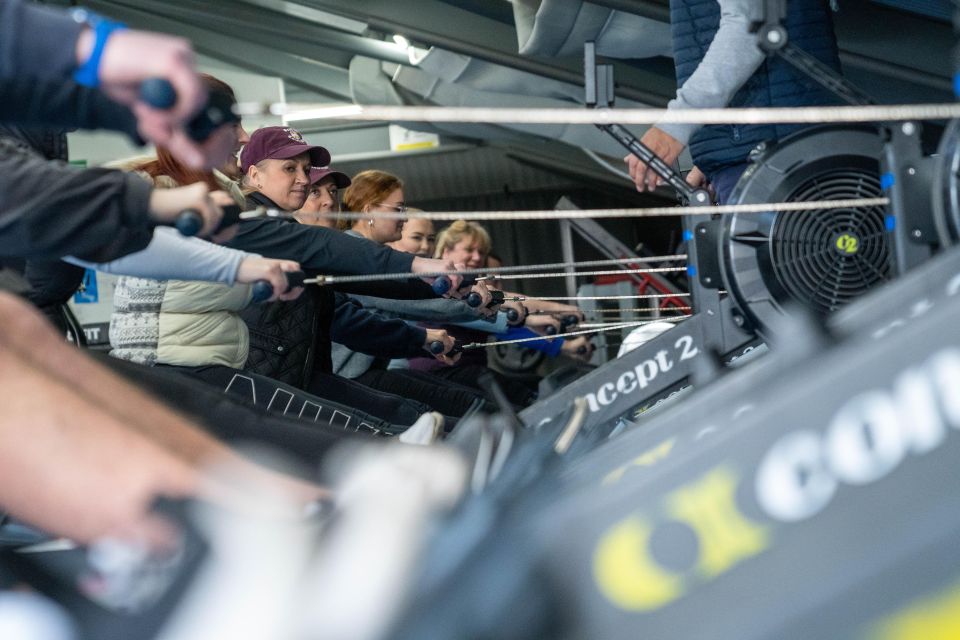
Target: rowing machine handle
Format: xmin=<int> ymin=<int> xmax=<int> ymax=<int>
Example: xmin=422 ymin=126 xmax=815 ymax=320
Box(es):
xmin=465 ymin=291 xmax=484 ymax=307
xmin=249 ymin=270 xmax=307 ymax=304
xmin=429 ymin=340 xmax=463 ymax=355
xmin=175 ymin=209 xmax=204 ymax=237
xmin=284 ymin=270 xmax=307 ymax=289
xmin=139 ymin=78 xmax=239 ymax=141
xmin=431 ymin=274 xmax=478 ymax=296
xmin=464 ymin=291 xmax=504 ymax=309
xmin=140 ymin=78 xmax=177 ymax=109
xmin=175 ymin=204 xmax=243 ymax=237
xmin=250 ymin=281 xmax=274 ymax=304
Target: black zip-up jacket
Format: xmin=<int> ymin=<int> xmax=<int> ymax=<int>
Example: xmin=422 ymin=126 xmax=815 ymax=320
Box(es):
xmin=0 ymin=136 xmax=154 ymax=262
xmin=0 ymin=1 xmax=156 ymax=262
xmin=0 ymin=81 xmax=152 ymax=262
xmin=232 ymin=192 xmax=438 ymax=387
xmin=0 ymin=80 xmax=151 ymax=263
xmin=0 ymin=125 xmax=88 ymax=338
xmin=0 ymin=0 xmax=86 ymax=84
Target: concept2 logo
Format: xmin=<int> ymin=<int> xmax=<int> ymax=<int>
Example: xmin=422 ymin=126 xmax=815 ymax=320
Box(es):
xmin=834 ymin=232 xmax=860 ymax=255
xmin=584 ymin=335 xmax=698 ymax=413
xmin=592 ymin=347 xmax=960 ymax=612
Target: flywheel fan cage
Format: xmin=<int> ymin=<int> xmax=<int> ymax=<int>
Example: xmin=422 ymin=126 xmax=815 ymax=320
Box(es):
xmin=769 ymin=170 xmax=888 ymax=316
xmin=721 ymin=126 xmax=890 ymax=332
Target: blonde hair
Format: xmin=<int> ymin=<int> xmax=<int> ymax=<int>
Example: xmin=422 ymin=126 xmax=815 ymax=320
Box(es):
xmin=241 ymin=160 xmax=267 ymax=195
xmin=339 ymin=169 xmax=404 ymax=231
xmin=434 ymin=220 xmax=491 ymax=259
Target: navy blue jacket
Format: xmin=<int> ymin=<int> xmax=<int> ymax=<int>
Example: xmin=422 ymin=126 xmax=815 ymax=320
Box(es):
xmin=671 ymin=0 xmax=842 ymax=175
xmin=332 ymin=294 xmax=427 ymax=359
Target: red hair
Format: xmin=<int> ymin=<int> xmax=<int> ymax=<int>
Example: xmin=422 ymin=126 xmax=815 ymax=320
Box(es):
xmin=135 ymin=74 xmax=236 ymax=191
xmin=136 ymin=147 xmax=221 ymax=191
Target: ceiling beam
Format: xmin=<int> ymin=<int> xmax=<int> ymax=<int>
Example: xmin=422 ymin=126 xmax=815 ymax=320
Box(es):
xmin=85 ymin=0 xmax=353 ymax=99
xmin=238 ymin=0 xmax=369 ymax=35
xmin=293 ymin=0 xmax=677 ymax=105
xmin=103 ymin=0 xmax=409 ymax=65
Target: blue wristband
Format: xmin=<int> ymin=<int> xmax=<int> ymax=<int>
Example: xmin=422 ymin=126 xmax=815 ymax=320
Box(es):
xmin=72 ymin=11 xmax=127 ymax=88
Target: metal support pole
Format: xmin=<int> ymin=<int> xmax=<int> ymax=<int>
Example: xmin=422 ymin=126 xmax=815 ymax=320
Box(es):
xmin=559 ymin=219 xmax=579 ymax=300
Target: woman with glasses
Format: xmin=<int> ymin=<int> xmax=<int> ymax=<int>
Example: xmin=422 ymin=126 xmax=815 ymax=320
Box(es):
xmin=325 ymin=171 xmax=517 ymax=416
xmin=338 ymin=169 xmax=407 ymax=243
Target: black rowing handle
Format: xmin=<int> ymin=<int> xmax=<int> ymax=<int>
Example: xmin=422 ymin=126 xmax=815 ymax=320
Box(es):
xmin=140 ymin=78 xmax=239 ymax=141
xmin=249 ymin=270 xmax=307 ymax=304
xmin=175 ymin=204 xmax=243 ymax=237
xmin=465 ymin=289 xmax=505 ymax=308
xmin=559 ymin=314 xmax=580 ymax=330
xmin=432 ymin=273 xmax=478 ymax=297
xmin=429 ymin=340 xmax=464 ymax=356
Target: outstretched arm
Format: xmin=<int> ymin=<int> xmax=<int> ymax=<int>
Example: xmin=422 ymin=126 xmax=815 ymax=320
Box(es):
xmin=0 ymin=292 xmax=326 ymax=542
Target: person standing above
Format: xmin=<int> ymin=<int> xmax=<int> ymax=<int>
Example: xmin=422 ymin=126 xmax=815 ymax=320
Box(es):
xmin=625 ymin=0 xmax=842 ymax=203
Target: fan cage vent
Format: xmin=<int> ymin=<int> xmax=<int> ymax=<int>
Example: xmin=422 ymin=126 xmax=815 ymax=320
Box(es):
xmin=770 ymin=170 xmax=890 ymax=316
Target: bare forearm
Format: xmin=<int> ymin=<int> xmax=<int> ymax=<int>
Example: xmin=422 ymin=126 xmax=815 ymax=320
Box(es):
xmin=0 ymin=344 xmax=198 ymax=543
xmin=0 ymin=293 xmax=327 ymax=507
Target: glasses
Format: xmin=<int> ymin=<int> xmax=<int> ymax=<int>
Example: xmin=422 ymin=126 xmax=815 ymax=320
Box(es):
xmin=377 ymin=202 xmax=407 ymax=213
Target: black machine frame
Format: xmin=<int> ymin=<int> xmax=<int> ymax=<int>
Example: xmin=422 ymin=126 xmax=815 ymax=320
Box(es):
xmin=521 ymin=11 xmax=947 ymax=440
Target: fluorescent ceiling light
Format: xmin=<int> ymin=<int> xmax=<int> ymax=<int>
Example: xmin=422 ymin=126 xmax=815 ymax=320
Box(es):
xmin=282 ymin=104 xmax=365 ymax=123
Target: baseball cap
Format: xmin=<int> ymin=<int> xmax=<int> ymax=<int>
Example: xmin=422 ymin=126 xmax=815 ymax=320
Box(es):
xmin=239 ymin=126 xmax=330 ymax=173
xmin=309 ymin=166 xmax=352 ymax=188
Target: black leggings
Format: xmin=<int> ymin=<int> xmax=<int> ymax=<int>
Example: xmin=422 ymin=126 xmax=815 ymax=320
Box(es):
xmin=354 ymin=367 xmax=493 ymax=417
xmin=305 ymin=370 xmax=431 ymax=426
xmin=412 ymin=365 xmax=539 ymax=407
xmin=164 ymin=363 xmax=414 ymax=433
xmin=94 ymin=354 xmax=373 ymax=474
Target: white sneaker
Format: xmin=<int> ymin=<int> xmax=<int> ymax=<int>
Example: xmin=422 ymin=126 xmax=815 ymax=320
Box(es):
xmin=398 ymin=412 xmax=444 ymax=445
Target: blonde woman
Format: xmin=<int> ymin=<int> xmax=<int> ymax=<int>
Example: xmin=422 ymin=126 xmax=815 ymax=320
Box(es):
xmin=387 ymin=210 xmax=435 ymax=257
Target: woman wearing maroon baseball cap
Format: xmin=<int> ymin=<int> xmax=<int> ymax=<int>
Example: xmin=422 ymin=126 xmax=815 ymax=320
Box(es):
xmin=294 ymin=166 xmax=352 ymax=228
xmin=239 ymin=126 xmax=331 ymax=211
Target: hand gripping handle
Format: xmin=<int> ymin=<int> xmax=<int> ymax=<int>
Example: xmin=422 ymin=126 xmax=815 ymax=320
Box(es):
xmin=140 ymin=78 xmax=239 ymax=141
xmin=249 ymin=270 xmax=307 ymax=304
xmin=175 ymin=204 xmax=242 ymax=237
